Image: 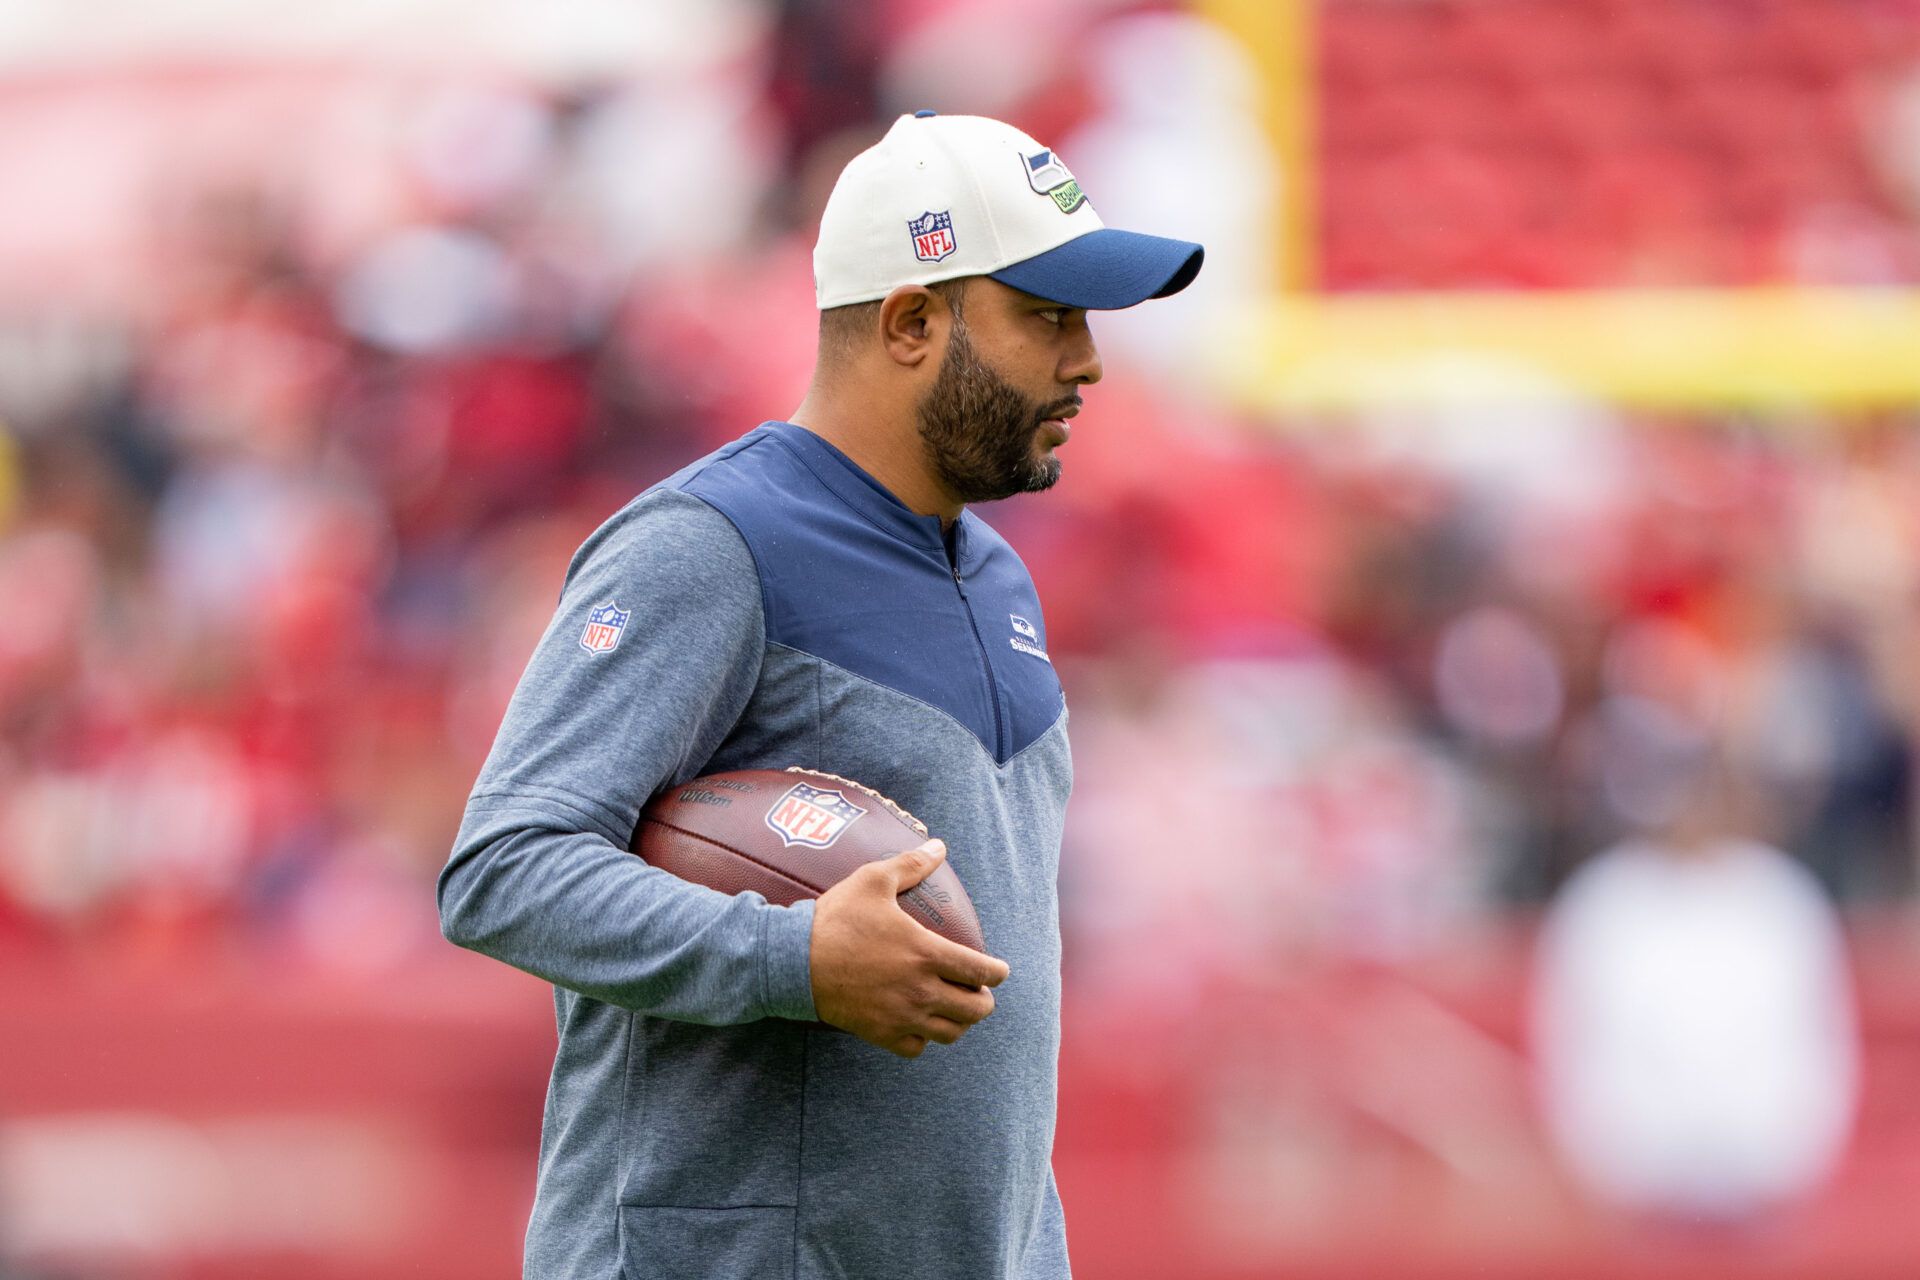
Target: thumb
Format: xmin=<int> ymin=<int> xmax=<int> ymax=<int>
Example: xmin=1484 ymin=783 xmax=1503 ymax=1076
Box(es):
xmin=880 ymin=838 xmax=947 ymax=891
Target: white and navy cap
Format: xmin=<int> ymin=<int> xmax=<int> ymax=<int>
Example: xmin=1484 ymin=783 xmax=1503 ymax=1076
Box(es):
xmin=813 ymin=111 xmax=1204 ymax=311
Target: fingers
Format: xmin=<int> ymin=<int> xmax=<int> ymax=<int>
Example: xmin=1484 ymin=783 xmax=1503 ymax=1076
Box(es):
xmin=927 ymin=935 xmax=1011 ymax=990
xmin=920 ymin=1015 xmax=968 ymax=1046
xmin=872 ymin=985 xmax=991 ymax=1057
xmin=877 ymin=838 xmax=947 ymax=891
xmin=925 ymin=980 xmax=995 ymax=1027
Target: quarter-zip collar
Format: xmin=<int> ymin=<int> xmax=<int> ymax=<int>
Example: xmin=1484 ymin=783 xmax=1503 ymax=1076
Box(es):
xmin=764 ymin=421 xmax=970 ymax=568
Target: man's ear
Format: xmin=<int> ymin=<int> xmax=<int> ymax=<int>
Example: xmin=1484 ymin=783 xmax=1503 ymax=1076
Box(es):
xmin=878 ymin=284 xmax=949 ymax=369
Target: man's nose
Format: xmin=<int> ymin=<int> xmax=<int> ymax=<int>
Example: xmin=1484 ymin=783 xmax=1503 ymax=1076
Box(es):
xmin=1061 ymin=326 xmax=1103 ymax=386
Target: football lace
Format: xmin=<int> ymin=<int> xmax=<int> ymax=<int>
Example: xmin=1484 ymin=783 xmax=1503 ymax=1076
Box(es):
xmin=782 ymin=766 xmax=930 ymax=837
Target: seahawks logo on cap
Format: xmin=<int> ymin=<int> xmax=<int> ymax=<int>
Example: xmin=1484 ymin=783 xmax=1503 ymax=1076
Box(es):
xmin=1022 ymin=149 xmax=1086 ymax=214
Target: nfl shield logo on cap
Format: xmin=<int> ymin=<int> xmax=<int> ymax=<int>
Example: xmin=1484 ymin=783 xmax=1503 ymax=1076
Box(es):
xmin=907 ymin=210 xmax=956 ymax=263
xmin=579 ymin=601 xmax=630 ymax=655
xmin=765 ymin=782 xmax=868 ymax=849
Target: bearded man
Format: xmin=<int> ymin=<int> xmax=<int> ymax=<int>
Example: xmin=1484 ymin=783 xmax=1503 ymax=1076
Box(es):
xmin=439 ymin=111 xmax=1202 ymax=1280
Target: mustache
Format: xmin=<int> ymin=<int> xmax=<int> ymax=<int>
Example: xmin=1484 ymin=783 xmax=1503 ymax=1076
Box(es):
xmin=1034 ymin=396 xmax=1083 ymax=424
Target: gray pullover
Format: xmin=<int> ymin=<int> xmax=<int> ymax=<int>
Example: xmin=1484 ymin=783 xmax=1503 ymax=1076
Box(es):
xmin=439 ymin=422 xmax=1073 ymax=1278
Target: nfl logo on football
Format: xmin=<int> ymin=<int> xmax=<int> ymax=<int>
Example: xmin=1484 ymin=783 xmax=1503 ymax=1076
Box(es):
xmin=579 ymin=601 xmax=630 ymax=655
xmin=908 ymin=210 xmax=956 ymax=263
xmin=766 ymin=783 xmax=868 ymax=849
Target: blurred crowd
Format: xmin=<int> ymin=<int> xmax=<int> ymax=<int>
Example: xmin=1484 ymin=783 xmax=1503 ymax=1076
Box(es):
xmin=0 ymin=0 xmax=1918 ymax=994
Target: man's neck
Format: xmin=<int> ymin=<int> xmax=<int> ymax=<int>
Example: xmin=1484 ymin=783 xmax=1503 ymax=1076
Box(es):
xmin=787 ymin=389 xmax=962 ymax=525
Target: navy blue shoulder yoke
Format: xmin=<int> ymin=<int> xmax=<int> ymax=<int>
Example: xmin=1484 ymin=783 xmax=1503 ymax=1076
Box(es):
xmin=652 ymin=423 xmax=1063 ymax=764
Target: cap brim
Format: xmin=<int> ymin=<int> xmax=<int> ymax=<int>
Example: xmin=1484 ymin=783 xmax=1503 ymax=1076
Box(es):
xmin=988 ymin=228 xmax=1204 ymax=311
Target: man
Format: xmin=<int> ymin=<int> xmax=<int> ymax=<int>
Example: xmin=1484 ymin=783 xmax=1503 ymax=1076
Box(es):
xmin=439 ymin=111 xmax=1202 ymax=1279
xmin=1532 ymin=716 xmax=1858 ymax=1224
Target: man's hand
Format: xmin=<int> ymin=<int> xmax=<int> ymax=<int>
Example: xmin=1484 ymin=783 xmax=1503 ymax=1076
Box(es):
xmin=810 ymin=839 xmax=1011 ymax=1058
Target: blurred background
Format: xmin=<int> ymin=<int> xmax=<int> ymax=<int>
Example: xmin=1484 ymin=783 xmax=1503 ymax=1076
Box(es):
xmin=5 ymin=0 xmax=1920 ymax=1276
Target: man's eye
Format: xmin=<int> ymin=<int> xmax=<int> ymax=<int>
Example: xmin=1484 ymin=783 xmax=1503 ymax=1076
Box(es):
xmin=1037 ymin=309 xmax=1064 ymax=326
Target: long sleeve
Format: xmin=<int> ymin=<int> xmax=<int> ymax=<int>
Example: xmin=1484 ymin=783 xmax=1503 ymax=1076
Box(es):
xmin=437 ymin=487 xmax=816 ymax=1025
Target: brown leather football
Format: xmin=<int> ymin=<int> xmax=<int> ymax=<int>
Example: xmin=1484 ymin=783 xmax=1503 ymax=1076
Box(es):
xmin=633 ymin=768 xmax=987 ymax=953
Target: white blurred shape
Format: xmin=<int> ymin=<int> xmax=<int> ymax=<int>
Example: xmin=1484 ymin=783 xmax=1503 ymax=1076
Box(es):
xmin=152 ymin=460 xmax=313 ymax=624
xmin=0 ymin=728 xmax=254 ymax=916
xmin=565 ymin=72 xmax=779 ymax=270
xmin=1060 ymin=13 xmax=1279 ymax=380
xmin=334 ymin=225 xmax=513 ymax=353
xmin=405 ymin=85 xmax=555 ymax=211
xmin=0 ymin=0 xmax=769 ymax=85
xmin=0 ymin=1115 xmax=226 ymax=1254
xmin=1357 ymin=364 xmax=1628 ymax=520
xmin=1 ymin=771 xmax=123 ymax=914
xmin=1796 ymin=456 xmax=1915 ymax=613
xmin=116 ymin=727 xmax=255 ymax=892
xmin=882 ymin=0 xmax=1084 ymax=120
xmin=1870 ymin=62 xmax=1920 ymax=218
xmin=0 ymin=1113 xmax=412 ymax=1256
xmin=461 ymin=0 xmax=769 ymax=85
xmin=1434 ymin=606 xmax=1565 ymax=747
xmin=1533 ymin=839 xmax=1858 ymax=1219
xmin=1783 ymin=202 xmax=1912 ymax=286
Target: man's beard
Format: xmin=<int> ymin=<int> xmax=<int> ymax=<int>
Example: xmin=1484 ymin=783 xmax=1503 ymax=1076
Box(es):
xmin=917 ymin=319 xmax=1075 ymax=505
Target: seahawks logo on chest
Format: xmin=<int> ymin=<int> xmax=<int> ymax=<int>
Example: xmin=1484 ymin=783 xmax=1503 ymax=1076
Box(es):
xmin=1008 ymin=613 xmax=1050 ymax=663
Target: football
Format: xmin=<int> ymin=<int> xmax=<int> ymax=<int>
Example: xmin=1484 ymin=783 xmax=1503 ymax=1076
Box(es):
xmin=633 ymin=767 xmax=987 ymax=953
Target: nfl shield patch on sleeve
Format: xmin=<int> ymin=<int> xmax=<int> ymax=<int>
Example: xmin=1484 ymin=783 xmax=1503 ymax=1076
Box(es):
xmin=579 ymin=601 xmax=630 ymax=655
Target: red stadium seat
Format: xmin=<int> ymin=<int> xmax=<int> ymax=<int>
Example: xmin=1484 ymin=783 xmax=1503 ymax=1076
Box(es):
xmin=1316 ymin=0 xmax=1920 ymax=288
